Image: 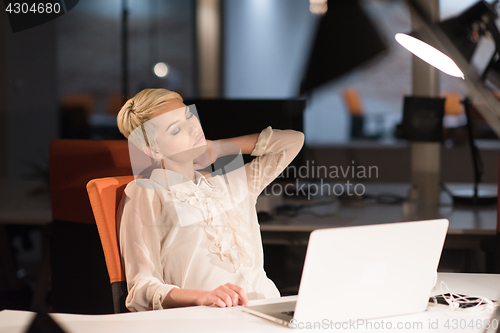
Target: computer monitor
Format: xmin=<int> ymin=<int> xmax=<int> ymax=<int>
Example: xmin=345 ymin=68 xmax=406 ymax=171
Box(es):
xmin=183 ymin=99 xmax=306 ymax=179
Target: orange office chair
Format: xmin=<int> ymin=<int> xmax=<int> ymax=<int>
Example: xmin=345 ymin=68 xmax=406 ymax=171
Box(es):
xmin=342 ymin=88 xmax=363 ymax=117
xmin=342 ymin=88 xmax=364 ymax=139
xmin=442 ymin=92 xmax=464 ymax=116
xmin=49 ymin=139 xmax=132 ymax=314
xmin=87 ymin=175 xmax=134 ymax=313
xmin=106 ymin=93 xmax=125 ymax=115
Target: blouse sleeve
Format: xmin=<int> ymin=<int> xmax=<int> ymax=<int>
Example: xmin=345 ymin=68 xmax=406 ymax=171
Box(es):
xmin=246 ymin=126 xmax=304 ymax=201
xmin=117 ymin=180 xmax=179 ymax=311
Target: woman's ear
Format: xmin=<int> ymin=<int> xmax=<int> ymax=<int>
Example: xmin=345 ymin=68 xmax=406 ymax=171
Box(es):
xmin=143 ymin=146 xmax=163 ymax=160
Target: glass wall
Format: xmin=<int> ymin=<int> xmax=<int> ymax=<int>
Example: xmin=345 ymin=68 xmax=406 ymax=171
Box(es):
xmin=57 ymin=0 xmax=196 ymax=118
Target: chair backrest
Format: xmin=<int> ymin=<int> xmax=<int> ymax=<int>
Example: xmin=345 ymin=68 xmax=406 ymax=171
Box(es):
xmin=60 ymin=93 xmax=95 ymax=116
xmin=442 ymin=92 xmax=463 ymax=116
xmin=106 ymin=93 xmax=125 ymax=115
xmin=87 ymin=175 xmax=135 ymax=313
xmin=342 ymin=88 xmax=363 ymax=116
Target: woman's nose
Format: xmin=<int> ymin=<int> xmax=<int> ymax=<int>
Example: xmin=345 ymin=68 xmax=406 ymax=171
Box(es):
xmin=188 ymin=123 xmax=200 ymax=136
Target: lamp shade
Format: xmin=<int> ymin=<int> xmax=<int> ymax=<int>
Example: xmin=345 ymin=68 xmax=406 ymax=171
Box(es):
xmin=395 ymin=33 xmax=464 ymax=78
xmin=300 ymin=0 xmax=386 ymax=95
xmin=395 ymin=1 xmax=497 ymax=79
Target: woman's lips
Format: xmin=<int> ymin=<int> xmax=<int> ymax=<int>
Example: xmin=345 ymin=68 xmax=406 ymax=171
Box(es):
xmin=194 ymin=134 xmax=204 ymax=145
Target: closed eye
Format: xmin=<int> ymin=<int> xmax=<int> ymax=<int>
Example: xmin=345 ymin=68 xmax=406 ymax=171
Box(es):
xmin=172 ymin=109 xmax=194 ymax=135
xmin=172 ymin=107 xmax=194 ymax=135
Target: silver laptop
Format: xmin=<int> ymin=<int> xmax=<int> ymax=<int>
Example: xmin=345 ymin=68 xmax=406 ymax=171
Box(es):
xmin=243 ymin=219 xmax=449 ymax=327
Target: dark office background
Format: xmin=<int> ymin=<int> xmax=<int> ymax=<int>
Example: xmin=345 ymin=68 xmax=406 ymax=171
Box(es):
xmin=0 ymin=0 xmax=497 ymax=311
xmin=0 ymin=0 xmax=490 ymax=178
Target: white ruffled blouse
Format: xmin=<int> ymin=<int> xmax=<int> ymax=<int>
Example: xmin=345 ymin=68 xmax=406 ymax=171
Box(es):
xmin=118 ymin=126 xmax=305 ymax=311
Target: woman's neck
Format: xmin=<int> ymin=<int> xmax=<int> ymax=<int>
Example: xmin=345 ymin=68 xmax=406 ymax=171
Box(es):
xmin=161 ymin=159 xmax=196 ymax=183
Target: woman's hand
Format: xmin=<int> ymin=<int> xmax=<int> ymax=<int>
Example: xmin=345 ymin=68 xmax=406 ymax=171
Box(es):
xmin=195 ymin=283 xmax=249 ymax=307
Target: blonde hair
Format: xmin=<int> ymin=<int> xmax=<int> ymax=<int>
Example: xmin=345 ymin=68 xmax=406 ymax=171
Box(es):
xmin=116 ymin=88 xmax=183 ymax=141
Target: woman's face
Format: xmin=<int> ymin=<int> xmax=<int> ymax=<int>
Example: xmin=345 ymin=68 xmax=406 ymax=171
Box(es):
xmin=151 ymin=99 xmax=206 ymax=164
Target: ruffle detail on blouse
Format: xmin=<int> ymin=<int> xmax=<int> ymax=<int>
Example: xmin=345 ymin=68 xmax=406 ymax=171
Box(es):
xmin=170 ymin=176 xmax=254 ymax=272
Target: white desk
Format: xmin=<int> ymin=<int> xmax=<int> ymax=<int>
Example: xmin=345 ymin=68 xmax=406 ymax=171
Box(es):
xmin=1 ymin=273 xmax=499 ymax=333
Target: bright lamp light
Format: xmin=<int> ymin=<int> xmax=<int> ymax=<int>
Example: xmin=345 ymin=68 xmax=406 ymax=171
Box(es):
xmin=153 ymin=62 xmax=169 ymax=78
xmin=395 ymin=33 xmax=464 ymax=79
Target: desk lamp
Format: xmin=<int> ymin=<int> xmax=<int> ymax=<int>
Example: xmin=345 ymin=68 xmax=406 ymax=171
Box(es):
xmin=396 ymin=0 xmax=500 ymax=205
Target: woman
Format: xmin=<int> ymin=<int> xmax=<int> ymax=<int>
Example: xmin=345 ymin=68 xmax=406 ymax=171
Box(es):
xmin=116 ymin=88 xmax=304 ymax=311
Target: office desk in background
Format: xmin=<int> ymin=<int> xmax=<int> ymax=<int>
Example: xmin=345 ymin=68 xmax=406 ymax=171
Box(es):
xmin=259 ymin=183 xmax=497 ymax=273
xmin=0 ymin=273 xmax=499 ymax=333
xmin=260 ymin=183 xmax=496 ymax=237
xmin=261 ymin=182 xmax=495 ymax=235
xmin=0 ymin=178 xmax=51 ymax=226
xmin=0 ymin=177 xmax=51 ymax=309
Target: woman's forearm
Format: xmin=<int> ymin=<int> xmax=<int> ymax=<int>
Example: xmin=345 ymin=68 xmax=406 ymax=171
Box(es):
xmin=215 ymin=133 xmax=259 ymax=155
xmin=162 ymin=288 xmax=205 ymax=308
xmin=162 ymin=283 xmax=249 ymax=308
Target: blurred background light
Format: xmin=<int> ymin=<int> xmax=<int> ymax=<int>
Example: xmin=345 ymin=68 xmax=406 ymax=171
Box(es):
xmin=309 ymin=0 xmax=327 ymax=15
xmin=153 ymin=62 xmax=169 ymax=78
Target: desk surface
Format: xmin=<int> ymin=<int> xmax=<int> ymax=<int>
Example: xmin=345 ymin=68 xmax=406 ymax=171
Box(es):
xmin=260 ymin=183 xmax=497 ymax=236
xmin=1 ymin=273 xmax=499 ymax=333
